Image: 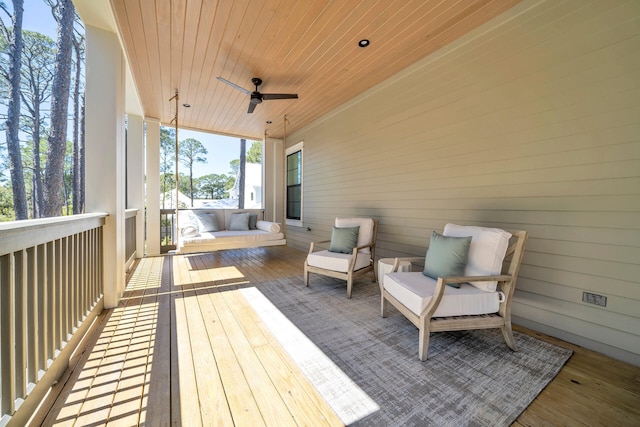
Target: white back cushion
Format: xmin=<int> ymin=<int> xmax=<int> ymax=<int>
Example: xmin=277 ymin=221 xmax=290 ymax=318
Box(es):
xmin=443 ymin=224 xmax=512 ymax=292
xmin=334 ymin=218 xmax=375 ymax=254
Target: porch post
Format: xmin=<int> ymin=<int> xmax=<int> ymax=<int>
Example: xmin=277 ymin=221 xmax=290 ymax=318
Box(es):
xmin=84 ymin=25 xmax=126 ymax=308
xmin=264 ymin=138 xmax=284 ymax=223
xmin=127 ymin=114 xmax=145 ymax=258
xmin=145 ymin=118 xmax=161 ymax=256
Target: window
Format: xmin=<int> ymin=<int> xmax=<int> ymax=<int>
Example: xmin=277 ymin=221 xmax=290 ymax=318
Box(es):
xmin=286 ymin=141 xmax=303 ymax=226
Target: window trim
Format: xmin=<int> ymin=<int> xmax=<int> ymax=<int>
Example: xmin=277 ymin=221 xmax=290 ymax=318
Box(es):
xmin=285 ymin=141 xmax=303 ymax=227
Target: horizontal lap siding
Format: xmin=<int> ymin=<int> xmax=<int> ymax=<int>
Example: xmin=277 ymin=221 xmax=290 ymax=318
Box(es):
xmin=286 ymin=0 xmax=640 ymax=365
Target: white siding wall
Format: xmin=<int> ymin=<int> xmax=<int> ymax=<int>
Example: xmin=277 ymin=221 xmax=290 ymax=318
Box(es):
xmin=287 ymin=0 xmax=640 ymax=365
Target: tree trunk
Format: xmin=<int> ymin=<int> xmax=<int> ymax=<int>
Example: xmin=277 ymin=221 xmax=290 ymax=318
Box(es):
xmin=6 ymin=0 xmax=28 ymax=219
xmin=162 ymin=174 xmax=166 ymax=209
xmin=43 ymin=0 xmax=75 ymax=217
xmin=238 ymin=138 xmax=246 ymax=209
xmin=189 ymin=162 xmax=194 ymax=207
xmin=64 ymin=169 xmax=70 ymax=214
xmin=79 ymin=93 xmax=85 ymax=213
xmin=32 ymin=102 xmax=43 ymax=218
xmin=72 ymin=34 xmax=82 ymax=214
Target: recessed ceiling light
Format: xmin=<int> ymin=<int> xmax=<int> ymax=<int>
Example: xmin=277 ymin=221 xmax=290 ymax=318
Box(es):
xmin=358 ymin=39 xmax=370 ymax=48
xmin=183 ymin=103 xmax=191 ymax=108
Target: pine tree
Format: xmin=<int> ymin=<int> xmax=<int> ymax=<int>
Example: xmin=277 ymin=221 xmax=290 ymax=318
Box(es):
xmin=42 ymin=0 xmax=75 ymax=217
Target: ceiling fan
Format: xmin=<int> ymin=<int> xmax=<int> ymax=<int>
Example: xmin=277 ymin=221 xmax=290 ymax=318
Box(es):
xmin=217 ymin=76 xmax=298 ymax=113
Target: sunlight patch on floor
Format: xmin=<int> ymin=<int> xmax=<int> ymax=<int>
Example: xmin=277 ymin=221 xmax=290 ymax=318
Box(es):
xmin=240 ymin=287 xmax=379 ymax=425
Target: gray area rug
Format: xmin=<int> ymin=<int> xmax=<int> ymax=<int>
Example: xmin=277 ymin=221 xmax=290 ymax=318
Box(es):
xmin=253 ymin=276 xmax=573 ymax=427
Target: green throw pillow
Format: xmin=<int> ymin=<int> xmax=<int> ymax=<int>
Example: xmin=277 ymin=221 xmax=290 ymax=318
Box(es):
xmin=328 ymin=226 xmax=360 ymax=254
xmin=229 ymin=212 xmax=251 ymax=231
xmin=249 ymin=213 xmax=258 ymax=230
xmin=423 ymin=231 xmax=472 ymax=288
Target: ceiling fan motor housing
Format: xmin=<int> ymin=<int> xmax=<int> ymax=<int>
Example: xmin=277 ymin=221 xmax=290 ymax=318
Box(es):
xmin=250 ymin=92 xmax=263 ymax=104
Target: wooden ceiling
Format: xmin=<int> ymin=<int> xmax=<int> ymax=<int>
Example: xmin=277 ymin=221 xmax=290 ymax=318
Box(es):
xmin=109 ymin=0 xmax=521 ymax=140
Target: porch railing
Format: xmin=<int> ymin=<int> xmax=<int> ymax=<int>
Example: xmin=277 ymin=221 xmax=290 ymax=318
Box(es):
xmin=0 ymin=213 xmax=107 ymax=426
xmin=125 ymin=209 xmax=138 ymax=269
xmin=160 ymin=208 xmax=176 ymax=253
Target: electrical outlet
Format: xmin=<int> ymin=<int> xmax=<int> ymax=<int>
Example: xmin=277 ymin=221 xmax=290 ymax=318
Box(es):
xmin=582 ymin=292 xmax=607 ymax=307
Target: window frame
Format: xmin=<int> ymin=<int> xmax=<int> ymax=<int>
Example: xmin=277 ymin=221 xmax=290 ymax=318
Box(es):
xmin=285 ymin=141 xmax=303 ymax=227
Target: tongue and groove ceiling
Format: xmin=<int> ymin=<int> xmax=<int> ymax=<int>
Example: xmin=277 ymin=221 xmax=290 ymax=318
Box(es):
xmin=109 ymin=0 xmax=521 ymax=139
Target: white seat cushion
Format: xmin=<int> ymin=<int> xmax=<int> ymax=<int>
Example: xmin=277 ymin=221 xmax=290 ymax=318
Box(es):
xmin=384 ymin=272 xmax=502 ymax=317
xmin=335 ymin=218 xmax=374 ymax=254
xmin=306 ymin=250 xmax=371 ymax=273
xmin=443 ymin=223 xmax=512 ymax=292
xmin=181 ymin=230 xmax=284 ymax=245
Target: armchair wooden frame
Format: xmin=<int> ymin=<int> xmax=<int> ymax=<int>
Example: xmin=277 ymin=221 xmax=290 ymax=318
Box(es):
xmin=381 ymin=229 xmax=527 ymax=361
xmin=304 ymin=219 xmax=378 ymax=298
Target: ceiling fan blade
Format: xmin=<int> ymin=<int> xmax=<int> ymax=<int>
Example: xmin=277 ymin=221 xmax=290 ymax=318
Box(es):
xmin=247 ymin=101 xmax=257 ymax=114
xmin=217 ymin=77 xmax=251 ymax=95
xmin=261 ymin=93 xmax=298 ymax=100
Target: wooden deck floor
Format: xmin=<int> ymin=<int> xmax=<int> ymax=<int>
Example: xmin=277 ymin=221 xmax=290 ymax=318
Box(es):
xmin=36 ymin=246 xmax=640 ymax=426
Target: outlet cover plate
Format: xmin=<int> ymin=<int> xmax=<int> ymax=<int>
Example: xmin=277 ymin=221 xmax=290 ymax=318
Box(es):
xmin=582 ymin=292 xmax=607 ymax=307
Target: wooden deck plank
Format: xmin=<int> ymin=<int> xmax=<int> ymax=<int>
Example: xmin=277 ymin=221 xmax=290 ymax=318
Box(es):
xmin=189 ymin=272 xmax=268 ymax=426
xmin=203 ymin=303 xmax=298 ymax=427
xmin=177 ymin=255 xmax=235 ymax=426
xmin=105 ymin=338 xmax=149 ymax=426
xmin=553 ymin=366 xmax=640 ymax=418
xmin=196 ymin=252 xmax=344 ymax=426
xmin=45 ymin=317 xmax=112 ymax=427
xmin=178 ymin=253 xmax=266 ymax=426
xmin=202 ymin=295 xmax=267 ymax=426
xmin=106 ymin=303 xmax=155 ymax=425
xmin=72 ymin=309 xmax=133 ymax=425
xmin=193 ymin=255 xmax=321 ymax=427
xmin=220 ymin=284 xmax=343 ymax=427
xmin=107 ymin=257 xmax=163 ymax=426
xmin=513 ymin=324 xmax=640 ymax=426
xmin=39 ymin=247 xmax=640 ymax=427
xmin=69 ymin=282 xmax=152 ymax=427
xmin=171 ymin=256 xmax=204 ymax=427
xmin=144 ymin=256 xmax=171 ymax=426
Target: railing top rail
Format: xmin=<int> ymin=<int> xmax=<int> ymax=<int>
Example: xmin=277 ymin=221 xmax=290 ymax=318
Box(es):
xmin=0 ymin=212 xmax=108 ymax=256
xmin=125 ymin=208 xmax=138 ymax=218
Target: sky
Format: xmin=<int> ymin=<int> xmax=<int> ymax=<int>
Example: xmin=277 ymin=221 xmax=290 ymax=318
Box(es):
xmin=7 ymin=0 xmax=253 ymax=180
xmin=22 ymin=0 xmax=58 ymax=36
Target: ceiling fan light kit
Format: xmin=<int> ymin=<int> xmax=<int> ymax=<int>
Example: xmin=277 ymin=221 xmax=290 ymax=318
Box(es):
xmin=217 ymin=76 xmax=298 ymax=113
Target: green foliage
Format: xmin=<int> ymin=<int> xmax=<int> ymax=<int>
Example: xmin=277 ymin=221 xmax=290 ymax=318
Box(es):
xmin=160 ymin=126 xmax=176 ymax=174
xmin=0 ymin=153 xmax=8 ymax=185
xmin=229 ymin=141 xmax=261 ymax=175
xmin=229 ymin=158 xmax=239 ymax=175
xmin=246 ymin=141 xmax=262 ymax=163
xmin=196 ymin=173 xmax=233 ymax=199
xmin=20 ymin=30 xmax=56 ymax=95
xmin=0 ymin=185 xmax=15 ymax=221
xmin=178 ymin=137 xmax=208 ymax=167
xmin=160 ymin=172 xmax=175 ymax=191
xmin=177 ymin=172 xmax=191 ymax=195
xmin=178 ymin=137 xmax=208 ymax=204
